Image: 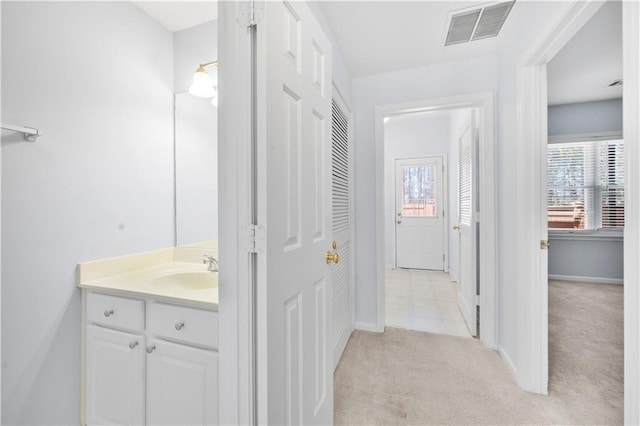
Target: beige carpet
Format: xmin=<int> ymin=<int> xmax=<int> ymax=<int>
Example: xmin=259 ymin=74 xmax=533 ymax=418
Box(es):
xmin=334 ymin=280 xmax=623 ymax=425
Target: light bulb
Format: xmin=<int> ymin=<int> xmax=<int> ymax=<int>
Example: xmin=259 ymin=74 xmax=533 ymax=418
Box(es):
xmin=189 ymin=70 xmax=215 ymax=98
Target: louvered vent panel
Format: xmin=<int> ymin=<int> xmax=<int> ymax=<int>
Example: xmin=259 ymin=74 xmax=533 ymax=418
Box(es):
xmin=459 ymin=132 xmax=472 ymax=226
xmin=444 ymin=1 xmax=515 ymax=46
xmin=445 ymin=10 xmax=481 ymax=46
xmin=332 ymin=241 xmax=350 ymax=341
xmin=332 ymin=99 xmax=350 ymax=234
xmin=471 ymin=1 xmax=515 ymax=41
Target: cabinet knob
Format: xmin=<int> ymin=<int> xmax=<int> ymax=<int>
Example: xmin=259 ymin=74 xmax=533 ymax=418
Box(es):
xmin=175 ymin=321 xmax=185 ymax=331
xmin=104 ymin=309 xmax=114 ymax=317
xmin=129 ymin=341 xmax=139 ymax=350
xmin=146 ymin=345 xmax=157 ymax=354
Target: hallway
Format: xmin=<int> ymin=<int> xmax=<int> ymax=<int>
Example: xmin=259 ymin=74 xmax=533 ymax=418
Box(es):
xmin=335 ymin=280 xmax=623 ymax=424
xmin=385 ymin=269 xmax=471 ymax=338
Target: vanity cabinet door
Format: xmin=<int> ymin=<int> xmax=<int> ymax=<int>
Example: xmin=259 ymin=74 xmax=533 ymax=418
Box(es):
xmin=86 ymin=325 xmax=145 ymax=425
xmin=146 ymin=339 xmax=218 ymax=425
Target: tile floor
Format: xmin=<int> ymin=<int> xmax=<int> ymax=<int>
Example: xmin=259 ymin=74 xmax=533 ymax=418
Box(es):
xmin=385 ymin=268 xmax=472 ymax=338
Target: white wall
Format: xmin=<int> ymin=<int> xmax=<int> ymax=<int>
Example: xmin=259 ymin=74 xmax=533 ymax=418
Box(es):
xmin=383 ymin=114 xmax=450 ymax=267
xmin=174 ymin=20 xmax=218 ymax=94
xmin=352 ymin=55 xmax=498 ymax=327
xmin=1 ymin=3 xmax=174 ymax=423
xmin=173 ymin=21 xmax=219 ymax=245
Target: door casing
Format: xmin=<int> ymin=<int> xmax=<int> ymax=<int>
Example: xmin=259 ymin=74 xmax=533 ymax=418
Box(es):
xmin=516 ymin=4 xmax=640 ymax=425
xmin=373 ymin=92 xmax=497 ymax=349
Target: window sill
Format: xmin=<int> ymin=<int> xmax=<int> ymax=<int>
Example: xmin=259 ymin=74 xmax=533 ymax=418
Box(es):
xmin=548 ymin=229 xmax=623 ymax=242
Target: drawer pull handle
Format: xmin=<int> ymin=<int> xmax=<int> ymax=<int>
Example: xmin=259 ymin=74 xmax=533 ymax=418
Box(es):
xmin=104 ymin=309 xmax=114 ymax=317
xmin=146 ymin=345 xmax=156 ymax=354
xmin=175 ymin=321 xmax=185 ymax=331
xmin=129 ymin=341 xmax=139 ymax=350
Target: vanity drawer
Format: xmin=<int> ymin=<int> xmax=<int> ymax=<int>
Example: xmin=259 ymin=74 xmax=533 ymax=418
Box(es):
xmin=86 ymin=292 xmax=145 ymax=332
xmin=147 ymin=302 xmax=217 ymax=349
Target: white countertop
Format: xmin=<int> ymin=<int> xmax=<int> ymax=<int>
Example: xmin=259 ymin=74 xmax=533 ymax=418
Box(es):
xmin=77 ymin=247 xmax=219 ymax=309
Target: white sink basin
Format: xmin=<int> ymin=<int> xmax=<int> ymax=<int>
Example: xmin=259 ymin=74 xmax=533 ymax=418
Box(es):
xmin=151 ymin=271 xmax=218 ymax=290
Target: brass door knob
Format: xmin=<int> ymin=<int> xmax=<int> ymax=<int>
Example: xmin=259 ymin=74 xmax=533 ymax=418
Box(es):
xmin=326 ymin=250 xmax=340 ymax=264
xmin=453 ymin=225 xmax=460 ymax=231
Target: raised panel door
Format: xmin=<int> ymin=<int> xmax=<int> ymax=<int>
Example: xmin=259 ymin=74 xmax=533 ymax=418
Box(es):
xmin=85 ymin=325 xmax=145 ymax=425
xmin=146 ymin=339 xmax=218 ymax=426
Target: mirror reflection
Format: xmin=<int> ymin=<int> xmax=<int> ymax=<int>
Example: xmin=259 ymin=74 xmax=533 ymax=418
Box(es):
xmin=172 ymin=17 xmax=218 ymax=248
xmin=174 ymin=93 xmax=218 ymax=247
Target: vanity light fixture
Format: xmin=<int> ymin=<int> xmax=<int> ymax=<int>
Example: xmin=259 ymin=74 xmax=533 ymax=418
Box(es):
xmin=189 ymin=60 xmax=219 ymax=107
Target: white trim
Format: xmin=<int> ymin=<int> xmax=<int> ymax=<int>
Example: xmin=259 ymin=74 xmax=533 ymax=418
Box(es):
xmin=374 ymin=92 xmax=497 ymax=349
xmin=498 ymin=344 xmax=517 ymax=381
xmin=623 ymin=2 xmax=640 ymax=424
xmin=549 ymin=230 xmax=623 ymax=242
xmin=355 ymin=321 xmax=385 ymax=333
xmin=548 ymin=275 xmax=623 ymax=285
xmin=515 ymin=0 xmax=606 ymax=396
xmin=217 ymin=3 xmax=254 ymax=424
xmin=548 ymin=130 xmax=623 ymax=144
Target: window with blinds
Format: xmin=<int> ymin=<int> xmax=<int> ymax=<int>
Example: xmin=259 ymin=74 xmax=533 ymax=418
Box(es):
xmin=547 ymin=139 xmax=624 ymax=230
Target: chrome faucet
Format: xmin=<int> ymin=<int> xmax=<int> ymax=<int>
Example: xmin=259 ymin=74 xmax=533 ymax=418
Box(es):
xmin=202 ymin=255 xmax=219 ymax=272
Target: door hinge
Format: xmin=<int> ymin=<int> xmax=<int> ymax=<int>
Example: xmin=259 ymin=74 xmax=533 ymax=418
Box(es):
xmin=241 ymin=224 xmax=265 ymax=253
xmin=474 ymin=295 xmax=480 ymax=306
xmin=238 ymin=1 xmax=264 ymax=27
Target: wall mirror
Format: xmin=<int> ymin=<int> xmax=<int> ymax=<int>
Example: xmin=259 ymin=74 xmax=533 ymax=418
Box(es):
xmin=174 ymin=92 xmax=218 ymax=247
xmin=170 ymin=15 xmax=218 ymax=249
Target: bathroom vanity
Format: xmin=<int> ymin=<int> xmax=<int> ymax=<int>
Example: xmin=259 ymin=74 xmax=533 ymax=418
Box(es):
xmin=78 ymin=247 xmax=219 ymax=425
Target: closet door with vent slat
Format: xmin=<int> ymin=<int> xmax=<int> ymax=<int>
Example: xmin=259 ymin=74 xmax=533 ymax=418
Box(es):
xmin=331 ymin=95 xmax=354 ymax=369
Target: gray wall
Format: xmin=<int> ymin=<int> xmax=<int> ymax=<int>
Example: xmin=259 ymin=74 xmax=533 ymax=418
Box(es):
xmin=548 ymin=98 xmax=623 ymax=136
xmin=547 ymin=99 xmax=624 ymax=282
xmin=1 ymin=3 xmax=174 ymax=423
xmin=549 ymin=237 xmax=623 ymax=281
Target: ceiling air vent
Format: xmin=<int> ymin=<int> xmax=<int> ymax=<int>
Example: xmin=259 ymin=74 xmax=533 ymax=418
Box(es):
xmin=445 ymin=1 xmax=515 ymax=46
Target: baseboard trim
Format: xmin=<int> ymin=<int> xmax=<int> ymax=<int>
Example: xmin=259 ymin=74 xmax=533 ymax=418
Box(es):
xmin=548 ymin=274 xmax=623 ymax=285
xmin=498 ymin=344 xmax=518 ymax=381
xmin=355 ymin=321 xmax=384 ymax=333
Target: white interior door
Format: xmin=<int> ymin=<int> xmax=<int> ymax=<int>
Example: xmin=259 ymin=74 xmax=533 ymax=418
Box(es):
xmin=395 ymin=157 xmax=445 ymax=270
xmin=457 ymin=117 xmax=478 ymax=337
xmin=331 ymin=95 xmax=354 ymax=370
xmin=257 ymin=1 xmax=334 ymax=424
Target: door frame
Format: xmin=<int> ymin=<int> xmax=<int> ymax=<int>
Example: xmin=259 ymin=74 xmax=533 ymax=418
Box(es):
xmin=516 ymin=3 xmax=640 ymax=423
xmin=514 ymin=0 xmax=605 ymax=396
xmin=374 ymin=92 xmax=497 ymax=349
xmin=217 ymin=2 xmax=254 ymax=424
xmin=393 ymin=155 xmax=448 ymax=271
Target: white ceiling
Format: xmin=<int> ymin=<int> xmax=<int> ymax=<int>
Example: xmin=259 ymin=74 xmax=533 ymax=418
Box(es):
xmin=318 ymin=1 xmax=511 ymax=77
xmin=130 ymin=0 xmax=622 ymax=106
xmin=132 ymin=1 xmax=217 ymax=32
xmin=547 ymin=1 xmax=622 ymax=106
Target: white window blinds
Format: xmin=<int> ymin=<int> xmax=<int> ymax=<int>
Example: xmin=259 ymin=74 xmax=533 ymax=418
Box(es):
xmin=547 ymin=140 xmax=624 ymax=230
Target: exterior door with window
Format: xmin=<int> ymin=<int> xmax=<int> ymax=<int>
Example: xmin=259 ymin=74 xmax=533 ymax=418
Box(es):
xmin=395 ymin=157 xmax=445 ymax=270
